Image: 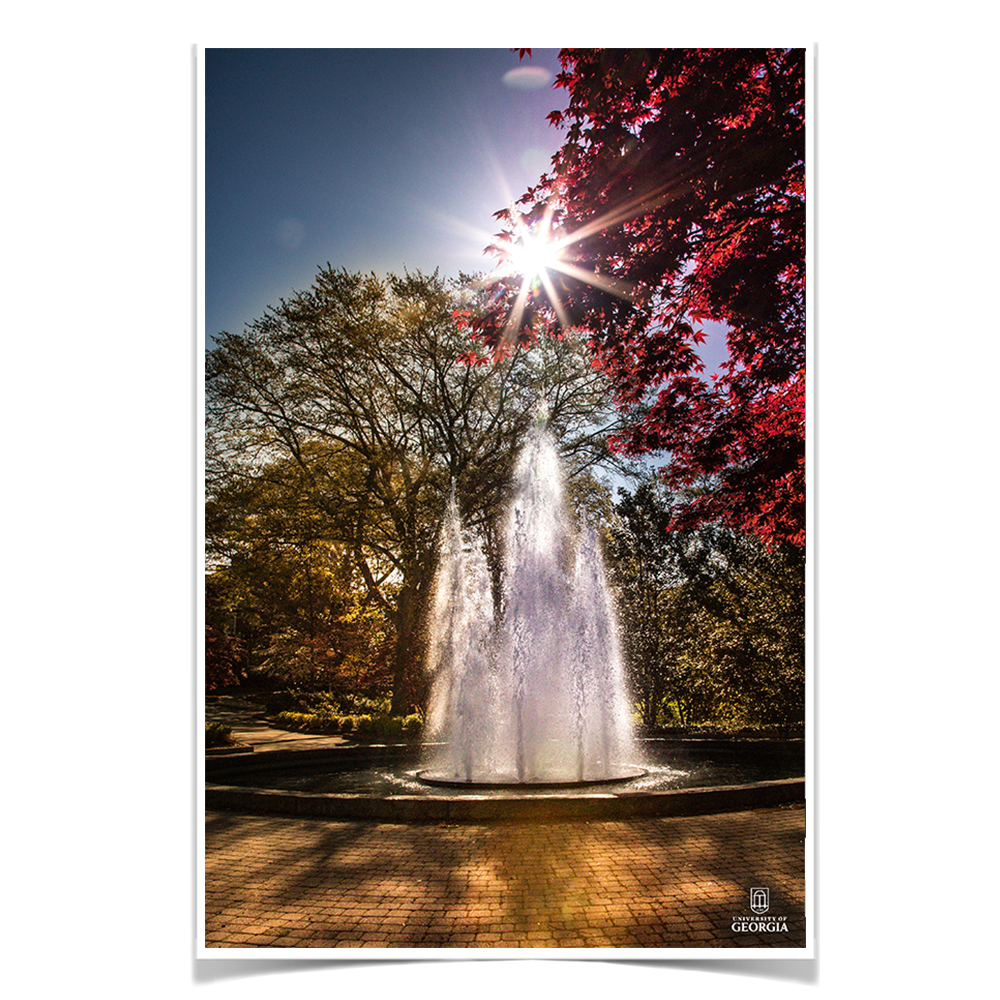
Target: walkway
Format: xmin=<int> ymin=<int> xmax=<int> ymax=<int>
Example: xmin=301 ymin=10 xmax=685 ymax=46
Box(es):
xmin=205 ymin=693 xmax=347 ymax=752
xmin=204 ymin=804 xmax=806 ymax=949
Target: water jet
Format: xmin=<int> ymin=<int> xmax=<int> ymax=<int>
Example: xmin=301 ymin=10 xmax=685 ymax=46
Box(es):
xmin=420 ymin=414 xmax=642 ymax=787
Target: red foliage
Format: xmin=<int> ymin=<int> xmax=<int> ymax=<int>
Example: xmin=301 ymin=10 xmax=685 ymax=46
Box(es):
xmin=205 ymin=622 xmax=247 ymax=691
xmin=472 ymin=49 xmax=806 ymax=548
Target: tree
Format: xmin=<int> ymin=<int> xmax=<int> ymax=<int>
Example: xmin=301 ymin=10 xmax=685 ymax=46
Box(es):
xmin=205 ymin=576 xmax=247 ymax=691
xmin=207 ymin=266 xmax=624 ymax=712
xmin=609 ymin=478 xmax=730 ymax=727
xmin=205 ymin=446 xmax=395 ymax=696
xmin=607 ymin=479 xmax=676 ymax=726
xmin=609 ymin=478 xmax=804 ymax=730
xmin=691 ymin=539 xmax=805 ymax=731
xmin=469 ymin=48 xmax=806 ymax=549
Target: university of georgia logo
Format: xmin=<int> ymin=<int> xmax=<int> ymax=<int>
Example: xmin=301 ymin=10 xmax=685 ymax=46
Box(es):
xmin=731 ymin=885 xmax=788 ymax=933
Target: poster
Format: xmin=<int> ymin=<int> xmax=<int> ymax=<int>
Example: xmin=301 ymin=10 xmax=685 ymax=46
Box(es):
xmin=199 ymin=46 xmax=812 ymax=958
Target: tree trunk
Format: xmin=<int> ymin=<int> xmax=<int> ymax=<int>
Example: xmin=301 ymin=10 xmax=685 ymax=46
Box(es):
xmin=389 ymin=553 xmax=434 ymax=716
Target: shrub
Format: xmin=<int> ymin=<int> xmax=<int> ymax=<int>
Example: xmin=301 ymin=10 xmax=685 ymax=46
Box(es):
xmin=352 ymin=714 xmax=376 ymax=738
xmin=340 ymin=695 xmax=391 ymax=717
xmin=274 ymin=710 xmax=316 ymax=731
xmin=266 ymin=689 xmax=345 ymax=716
xmin=265 ymin=690 xmax=304 ymax=715
xmin=400 ymin=714 xmax=423 ymax=737
xmin=269 ymin=708 xmax=423 ymax=741
xmin=205 ymin=722 xmax=234 ymax=748
xmin=377 ymin=717 xmax=404 ymax=740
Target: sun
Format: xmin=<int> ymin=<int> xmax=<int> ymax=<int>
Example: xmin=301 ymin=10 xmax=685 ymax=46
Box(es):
xmin=507 ymin=230 xmax=563 ymax=284
xmin=477 ymin=202 xmax=640 ymax=348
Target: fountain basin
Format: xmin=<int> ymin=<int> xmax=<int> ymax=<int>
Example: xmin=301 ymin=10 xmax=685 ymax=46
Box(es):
xmin=205 ymin=739 xmax=804 ymax=821
xmin=415 ymin=765 xmax=648 ymax=789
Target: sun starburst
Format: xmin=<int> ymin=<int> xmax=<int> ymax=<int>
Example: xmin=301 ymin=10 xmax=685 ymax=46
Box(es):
xmin=484 ymin=202 xmax=640 ymax=348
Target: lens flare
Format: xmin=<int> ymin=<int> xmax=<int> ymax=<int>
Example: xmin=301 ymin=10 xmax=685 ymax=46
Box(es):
xmin=508 ymin=231 xmax=562 ymax=284
xmin=486 ymin=205 xmax=636 ymax=343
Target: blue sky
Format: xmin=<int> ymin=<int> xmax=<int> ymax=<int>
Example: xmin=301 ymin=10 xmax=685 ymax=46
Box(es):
xmin=205 ymin=48 xmax=572 ymax=344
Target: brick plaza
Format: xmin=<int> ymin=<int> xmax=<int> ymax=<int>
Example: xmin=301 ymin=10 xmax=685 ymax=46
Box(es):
xmin=204 ymin=803 xmax=806 ymax=949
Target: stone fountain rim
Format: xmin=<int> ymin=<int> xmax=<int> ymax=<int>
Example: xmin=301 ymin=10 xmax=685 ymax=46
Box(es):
xmin=204 ymin=739 xmax=805 ymax=821
xmin=205 ymin=776 xmax=804 ymax=821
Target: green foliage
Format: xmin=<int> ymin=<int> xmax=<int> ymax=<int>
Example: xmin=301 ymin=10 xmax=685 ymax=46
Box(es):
xmin=689 ymin=545 xmax=805 ymax=729
xmin=273 ymin=710 xmax=317 ymax=730
xmin=264 ymin=689 xmax=395 ymax=716
xmin=609 ymin=479 xmax=804 ymax=732
xmin=399 ymin=713 xmax=423 ymax=735
xmin=342 ymin=695 xmax=393 ymax=716
xmin=205 ymin=722 xmax=234 ymax=747
xmin=271 ymin=708 xmax=422 ymax=741
xmin=264 ymin=689 xmax=306 ymax=714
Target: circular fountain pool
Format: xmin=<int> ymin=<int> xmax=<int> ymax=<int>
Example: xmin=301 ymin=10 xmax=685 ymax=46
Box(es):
xmin=415 ymin=764 xmax=648 ymax=789
xmin=205 ymin=738 xmax=805 ymax=821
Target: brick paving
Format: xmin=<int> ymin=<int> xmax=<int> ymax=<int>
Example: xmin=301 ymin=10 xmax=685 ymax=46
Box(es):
xmin=204 ymin=803 xmax=806 ymax=949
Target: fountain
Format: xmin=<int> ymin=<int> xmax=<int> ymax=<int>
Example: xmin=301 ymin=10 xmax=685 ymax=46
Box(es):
xmin=419 ymin=412 xmax=645 ymax=786
xmin=205 ymin=410 xmax=805 ymax=819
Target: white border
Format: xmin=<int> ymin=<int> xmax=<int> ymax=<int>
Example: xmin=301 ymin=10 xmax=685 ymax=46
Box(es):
xmin=196 ymin=43 xmax=209 ymax=958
